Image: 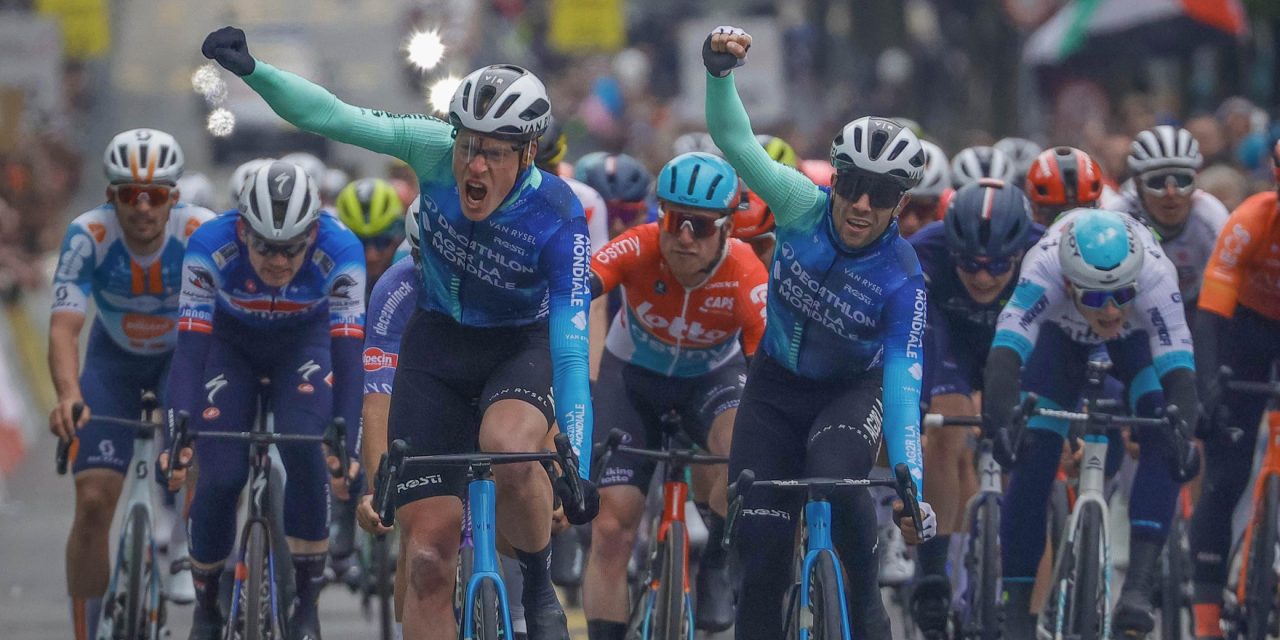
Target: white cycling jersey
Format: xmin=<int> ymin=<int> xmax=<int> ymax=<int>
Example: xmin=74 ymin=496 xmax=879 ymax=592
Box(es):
xmin=992 ymin=209 xmax=1194 ymax=377
xmin=564 ymin=175 xmax=609 ymax=253
xmin=1103 ymin=182 xmax=1228 ymax=301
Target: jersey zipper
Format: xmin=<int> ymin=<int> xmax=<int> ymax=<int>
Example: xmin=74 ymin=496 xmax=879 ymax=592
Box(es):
xmin=668 ymin=287 xmax=693 ymax=377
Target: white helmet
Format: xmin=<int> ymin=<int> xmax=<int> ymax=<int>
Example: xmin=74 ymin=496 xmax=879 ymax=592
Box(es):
xmin=1128 ymin=125 xmax=1202 ymax=174
xmin=1057 ymin=209 xmax=1145 ymax=290
xmin=103 ymin=128 xmax=185 ymax=185
xmin=994 ymin=137 xmax=1043 ymax=181
xmin=951 ymin=146 xmax=1016 ymax=189
xmin=449 ymin=64 xmax=550 ymax=141
xmin=405 ymin=197 xmax=421 ymax=253
xmin=176 ymin=173 xmax=217 ymax=210
xmin=830 ymin=116 xmax=925 ymax=189
xmin=909 ymin=140 xmax=950 ymax=198
xmin=229 ymin=157 xmax=274 ymax=205
xmin=280 ymin=152 xmax=327 ymax=186
xmin=238 ymin=161 xmax=320 ymax=241
xmin=672 ymin=132 xmax=724 ymax=158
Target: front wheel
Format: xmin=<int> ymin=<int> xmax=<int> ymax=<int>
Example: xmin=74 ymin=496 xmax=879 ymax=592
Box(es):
xmin=468 ymin=577 xmax=508 ymax=640
xmin=229 ymin=521 xmax=279 ymax=640
xmin=1242 ymin=474 xmax=1280 ymax=640
xmin=960 ymin=494 xmax=1002 ymax=640
xmin=1042 ymin=501 xmax=1106 ymax=640
xmin=1158 ymin=514 xmax=1192 ymax=640
xmin=651 ymin=522 xmax=690 ymax=640
xmin=788 ymin=550 xmax=848 ymax=640
xmin=121 ymin=503 xmax=152 ymax=640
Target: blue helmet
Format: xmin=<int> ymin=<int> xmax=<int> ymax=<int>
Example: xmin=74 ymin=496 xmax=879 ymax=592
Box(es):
xmin=657 ymin=152 xmax=739 ymax=212
xmin=943 ymin=178 xmax=1034 ymax=258
xmin=575 ymin=152 xmax=652 ymax=203
xmin=1058 ymin=209 xmax=1145 ymax=289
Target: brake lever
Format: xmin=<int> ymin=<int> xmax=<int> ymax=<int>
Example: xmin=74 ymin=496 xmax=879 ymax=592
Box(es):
xmin=722 ymin=469 xmax=755 ymax=550
xmin=164 ymin=411 xmax=192 ymax=483
xmin=55 ymin=403 xmax=85 ymax=475
xmin=377 ymin=440 xmax=409 ymax=528
xmin=894 ymin=463 xmax=923 ymax=535
xmin=590 ymin=429 xmax=625 ymax=485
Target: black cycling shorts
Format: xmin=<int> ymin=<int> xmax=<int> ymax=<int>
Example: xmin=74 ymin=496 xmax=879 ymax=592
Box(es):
xmin=388 ymin=310 xmax=554 ymax=505
xmin=593 ymin=350 xmax=745 ymax=490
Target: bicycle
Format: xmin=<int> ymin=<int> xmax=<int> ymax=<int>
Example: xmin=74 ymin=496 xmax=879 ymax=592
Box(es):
xmin=372 ymin=433 xmax=587 ymax=640
xmin=1156 ymin=484 xmax=1194 ymax=640
xmin=166 ymin=379 xmax=351 ymax=640
xmin=1218 ymin=366 xmax=1280 ymax=640
xmin=1018 ymin=361 xmax=1193 ymax=640
xmin=354 ymin=526 xmax=397 ymax=640
xmin=55 ymin=391 xmax=171 ymax=640
xmin=591 ymin=418 xmax=730 ymax=639
xmin=723 ymin=463 xmax=922 ymax=640
xmin=921 ymin=411 xmax=1024 ymax=640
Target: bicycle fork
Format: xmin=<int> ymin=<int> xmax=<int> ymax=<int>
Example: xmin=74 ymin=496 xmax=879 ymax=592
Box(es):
xmin=460 ymin=477 xmax=515 ymax=639
xmin=798 ymin=499 xmax=854 ymax=640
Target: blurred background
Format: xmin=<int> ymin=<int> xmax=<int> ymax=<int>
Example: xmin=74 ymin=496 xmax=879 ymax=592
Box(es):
xmin=0 ymin=0 xmax=1275 ymax=635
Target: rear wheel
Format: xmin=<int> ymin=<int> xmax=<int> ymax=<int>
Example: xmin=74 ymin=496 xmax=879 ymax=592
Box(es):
xmin=1244 ymin=475 xmax=1280 ymax=640
xmin=652 ymin=522 xmax=689 ymax=639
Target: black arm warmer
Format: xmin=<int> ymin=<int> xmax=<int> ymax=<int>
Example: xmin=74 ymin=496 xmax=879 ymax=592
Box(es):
xmin=981 ymin=346 xmax=1024 ymax=435
xmin=1161 ymin=367 xmax=1199 ymax=435
xmin=1192 ymin=310 xmax=1229 ymax=399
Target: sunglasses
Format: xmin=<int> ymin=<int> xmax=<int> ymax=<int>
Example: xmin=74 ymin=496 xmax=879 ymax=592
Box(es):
xmin=457 ymin=134 xmax=525 ymax=167
xmin=247 ymin=232 xmax=311 ymax=258
xmin=1072 ymin=283 xmax=1138 ymax=309
xmin=1139 ymin=171 xmax=1195 ymax=195
xmin=659 ymin=207 xmax=731 ymax=239
xmin=832 ymin=169 xmax=906 ymax=209
xmin=954 ymin=254 xmax=1015 ymax=276
xmin=607 ymin=200 xmax=650 ymax=227
xmin=113 ymin=184 xmax=173 ymax=206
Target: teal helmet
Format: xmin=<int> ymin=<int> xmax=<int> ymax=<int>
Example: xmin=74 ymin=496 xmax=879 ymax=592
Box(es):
xmin=656 ymin=152 xmax=739 ymax=212
xmin=1058 ymin=209 xmax=1145 ymax=289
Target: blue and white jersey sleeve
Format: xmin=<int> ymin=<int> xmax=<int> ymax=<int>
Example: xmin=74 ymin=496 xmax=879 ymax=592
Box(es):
xmin=991 ymin=235 xmax=1070 ymax=362
xmin=362 ymin=258 xmax=419 ymax=395
xmin=880 ymin=274 xmax=928 ymax=499
xmin=541 ymin=217 xmax=595 ymax=479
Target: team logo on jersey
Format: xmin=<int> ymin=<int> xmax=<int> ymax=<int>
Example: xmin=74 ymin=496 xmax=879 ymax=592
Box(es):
xmin=203 ymin=407 xmax=220 ymax=420
xmin=363 ymin=348 xmax=398 ymax=372
xmin=99 ymin=440 xmax=116 ymax=459
xmin=87 ymin=223 xmax=108 ymax=243
xmin=122 ymin=313 xmax=175 ymax=341
xmin=909 ymin=362 xmax=923 ymax=381
xmin=655 ymin=280 xmax=667 ymax=295
xmin=297 ymin=383 xmax=314 ymax=394
xmin=572 ymin=310 xmax=587 ymax=331
xmin=184 ymin=218 xmax=202 ymax=239
xmin=331 ymin=274 xmax=358 ymax=299
xmin=297 ymin=360 xmax=322 ymax=382
xmin=205 ymin=373 xmax=228 ymax=405
xmin=187 ymin=266 xmax=215 ymax=291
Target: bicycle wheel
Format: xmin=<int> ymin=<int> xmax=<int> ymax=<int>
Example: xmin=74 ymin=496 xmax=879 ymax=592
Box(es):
xmin=971 ymin=495 xmax=1002 ymax=640
xmin=469 ymin=577 xmax=508 ymax=640
xmin=373 ymin=535 xmax=394 ymax=640
xmin=652 ymin=521 xmax=689 ymax=640
xmin=454 ymin=544 xmax=473 ymax=622
xmin=1159 ymin=517 xmax=1191 ymax=640
xmin=1244 ymin=475 xmax=1280 ymax=640
xmin=1067 ymin=502 xmax=1105 ymax=640
xmin=787 ymin=551 xmax=847 ymax=640
xmin=122 ymin=503 xmax=150 ymax=640
xmin=233 ymin=521 xmax=277 ymax=640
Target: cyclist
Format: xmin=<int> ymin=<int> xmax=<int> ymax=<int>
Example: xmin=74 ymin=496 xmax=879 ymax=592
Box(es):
xmin=1187 ymin=141 xmax=1280 ymax=639
xmin=583 ymin=151 xmax=768 ymax=639
xmin=576 ymin=151 xmax=654 ymax=240
xmin=994 ymin=136 xmax=1043 ymax=188
xmin=335 ymin=177 xmax=404 ymax=291
xmin=983 ymin=208 xmax=1200 ymax=637
xmin=50 ymin=128 xmax=213 ymax=640
xmin=1024 ymin=146 xmax=1105 ymax=225
xmin=733 ymin=134 xmax=800 ymax=263
xmin=907 ymin=178 xmax=1040 ymax=636
xmin=162 ymin=161 xmax=364 ymax=640
xmin=1108 ymin=125 xmax=1228 ymax=310
xmin=704 ymin=26 xmax=936 ymax=639
xmin=201 ymin=25 xmax=595 ymax=640
xmin=898 ymin=140 xmax=952 ymax=238
xmin=951 ymin=145 xmax=1017 ymax=189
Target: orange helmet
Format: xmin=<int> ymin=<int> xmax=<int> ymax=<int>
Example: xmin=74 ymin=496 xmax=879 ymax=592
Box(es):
xmin=733 ymin=190 xmax=775 ymax=240
xmin=1025 ymin=146 xmax=1104 ymax=207
xmin=799 ymin=159 xmax=835 ymax=187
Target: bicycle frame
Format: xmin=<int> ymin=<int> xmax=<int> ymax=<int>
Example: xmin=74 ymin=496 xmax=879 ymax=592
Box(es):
xmin=1043 ymin=432 xmax=1113 ymax=640
xmin=798 ymin=494 xmax=855 ymax=640
xmin=1229 ymin=376 xmax=1280 ymax=614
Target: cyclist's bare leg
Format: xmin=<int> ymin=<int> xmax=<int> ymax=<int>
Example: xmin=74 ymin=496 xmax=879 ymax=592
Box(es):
xmin=399 ymin=496 xmax=463 ymax=640
xmin=705 ymin=409 xmax=735 ymax=516
xmin=583 ymin=485 xmax=645 ymax=622
xmin=478 ymin=399 xmax=553 ymax=553
xmin=924 ymin=393 xmax=979 ymax=536
xmin=67 ymin=469 xmax=123 ymax=639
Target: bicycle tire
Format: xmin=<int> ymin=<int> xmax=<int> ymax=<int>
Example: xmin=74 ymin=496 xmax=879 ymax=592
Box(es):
xmin=975 ymin=495 xmax=1002 ymax=640
xmin=1159 ymin=517 xmax=1191 ymax=640
xmin=470 ymin=577 xmax=507 ymax=640
xmin=454 ymin=544 xmax=473 ymax=622
xmin=373 ymin=535 xmax=394 ymax=640
xmin=782 ymin=549 xmax=848 ymax=640
xmin=652 ymin=521 xmax=688 ymax=640
xmin=1244 ymin=474 xmax=1280 ymax=640
xmin=236 ymin=521 xmax=273 ymax=640
xmin=123 ymin=502 xmax=150 ymax=640
xmin=1068 ymin=502 xmax=1105 ymax=640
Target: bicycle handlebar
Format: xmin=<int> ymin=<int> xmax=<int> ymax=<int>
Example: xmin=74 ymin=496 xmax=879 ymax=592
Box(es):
xmin=1226 ymin=379 xmax=1280 ymax=398
xmin=921 ymin=414 xmax=982 ymax=429
xmin=590 ymin=427 xmax=728 ymax=484
xmin=162 ymin=412 xmax=347 ymax=487
xmin=721 ymin=462 xmax=921 ymax=550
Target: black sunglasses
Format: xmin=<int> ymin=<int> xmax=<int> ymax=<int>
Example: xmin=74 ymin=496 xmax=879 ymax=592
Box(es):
xmin=832 ymin=170 xmax=906 ymax=209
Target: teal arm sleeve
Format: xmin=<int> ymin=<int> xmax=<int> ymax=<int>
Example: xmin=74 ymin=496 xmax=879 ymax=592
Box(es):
xmin=704 ymin=73 xmax=822 ymax=227
xmin=242 ymin=61 xmax=453 ymax=181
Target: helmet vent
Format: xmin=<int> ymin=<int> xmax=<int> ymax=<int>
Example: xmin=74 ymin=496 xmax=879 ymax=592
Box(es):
xmin=474 ymin=84 xmax=498 ymax=118
xmin=868 ymin=130 xmax=888 ymax=158
xmin=460 ymin=81 xmax=473 ymax=111
xmin=705 ymin=174 xmax=724 ymax=200
xmin=493 ymin=94 xmax=520 ymax=119
xmin=686 ymin=164 xmax=702 ymax=196
xmin=887 ymin=139 xmax=909 ymax=161
xmin=851 ymin=127 xmax=863 ymax=153
xmin=518 ymin=99 xmax=550 ymax=123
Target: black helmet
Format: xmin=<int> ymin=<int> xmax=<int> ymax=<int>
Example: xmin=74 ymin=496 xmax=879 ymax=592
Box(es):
xmin=535 ymin=114 xmax=567 ymax=170
xmin=943 ymin=178 xmax=1034 ymax=258
xmin=575 ymin=152 xmax=652 ymax=203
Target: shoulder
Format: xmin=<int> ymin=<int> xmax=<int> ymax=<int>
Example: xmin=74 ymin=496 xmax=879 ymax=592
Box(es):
xmin=65 ymin=205 xmax=117 ymax=243
xmin=531 ymin=170 xmax=585 ymax=222
xmin=318 ymin=212 xmax=362 ymax=251
xmin=564 ymin=176 xmax=605 ymax=207
xmin=888 ymin=234 xmax=924 ymax=278
xmin=1191 ymin=190 xmax=1229 ymax=226
xmin=370 ymin=258 xmax=418 ymax=301
xmin=169 ymin=204 xmax=218 ymax=241
xmin=189 ymin=212 xmax=238 ymax=245
xmin=727 ymin=238 xmax=767 ymax=277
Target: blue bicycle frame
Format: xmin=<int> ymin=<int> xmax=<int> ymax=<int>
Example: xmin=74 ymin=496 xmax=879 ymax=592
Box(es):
xmin=800 ymin=499 xmax=854 ymax=640
xmin=460 ymin=477 xmax=515 ymax=638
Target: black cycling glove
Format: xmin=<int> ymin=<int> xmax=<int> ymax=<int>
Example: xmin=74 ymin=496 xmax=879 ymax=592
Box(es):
xmin=702 ymin=26 xmax=749 ymax=78
xmin=202 ymin=26 xmax=256 ymax=77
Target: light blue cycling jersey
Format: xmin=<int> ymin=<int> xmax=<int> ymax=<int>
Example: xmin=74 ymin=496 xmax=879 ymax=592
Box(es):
xmin=705 ymin=74 xmax=926 ymax=491
xmin=363 ymin=257 xmax=419 ymax=395
xmin=52 ymin=203 xmax=216 ymax=354
xmin=241 ymin=61 xmax=594 ymax=475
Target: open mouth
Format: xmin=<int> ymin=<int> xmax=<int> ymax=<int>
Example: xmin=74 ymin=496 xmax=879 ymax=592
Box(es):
xmin=464 ymin=181 xmax=488 ymax=206
xmin=846 ymin=217 xmax=872 ymax=230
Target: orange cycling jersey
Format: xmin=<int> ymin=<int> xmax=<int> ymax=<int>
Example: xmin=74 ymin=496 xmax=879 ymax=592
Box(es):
xmin=1200 ymin=191 xmax=1280 ymax=321
xmin=593 ymin=223 xmax=768 ymax=377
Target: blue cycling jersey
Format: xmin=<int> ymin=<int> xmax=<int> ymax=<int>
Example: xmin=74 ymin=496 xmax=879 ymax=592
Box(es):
xmin=363 ymin=257 xmax=419 ymax=395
